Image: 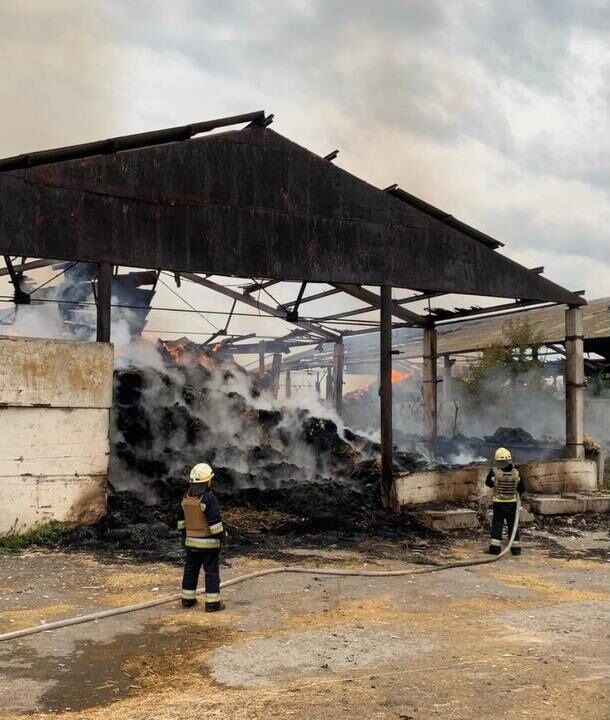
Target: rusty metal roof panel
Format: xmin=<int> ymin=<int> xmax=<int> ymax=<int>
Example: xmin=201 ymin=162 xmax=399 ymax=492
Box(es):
xmin=0 ymin=123 xmax=584 ymax=306
xmin=385 ymin=186 xmax=503 ymax=249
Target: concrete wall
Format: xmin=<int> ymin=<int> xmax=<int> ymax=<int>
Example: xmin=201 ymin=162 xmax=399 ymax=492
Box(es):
xmin=392 ymin=458 xmax=598 ymax=510
xmin=0 ymin=337 xmax=113 ymax=535
xmin=392 ymin=465 xmax=488 ymax=508
xmin=519 ymin=459 xmax=597 ymax=494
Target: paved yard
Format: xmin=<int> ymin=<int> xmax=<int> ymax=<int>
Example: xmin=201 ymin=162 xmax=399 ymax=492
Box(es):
xmin=0 ymin=534 xmax=608 ymax=719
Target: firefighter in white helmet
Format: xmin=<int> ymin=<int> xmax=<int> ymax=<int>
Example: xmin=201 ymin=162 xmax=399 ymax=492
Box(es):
xmin=485 ymin=447 xmax=525 ymax=555
xmin=177 ymin=463 xmax=225 ymax=611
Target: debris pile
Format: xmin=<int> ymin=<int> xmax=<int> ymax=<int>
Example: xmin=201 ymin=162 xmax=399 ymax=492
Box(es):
xmin=71 ymin=351 xmax=430 ymax=557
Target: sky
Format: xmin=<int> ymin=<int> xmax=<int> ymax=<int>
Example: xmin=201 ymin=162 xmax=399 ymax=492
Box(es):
xmin=0 ymin=0 xmax=609 ymax=357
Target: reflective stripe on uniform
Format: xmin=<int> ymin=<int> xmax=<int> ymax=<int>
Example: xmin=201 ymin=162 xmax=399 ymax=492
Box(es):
xmin=185 ymin=536 xmax=220 ymax=549
xmin=181 ymin=589 xmax=196 ymax=599
xmin=205 ymin=593 xmax=221 ymax=602
xmin=493 ymin=496 xmax=517 ymax=502
xmin=490 ymin=538 xmax=502 ymax=546
xmin=177 ymin=520 xmax=186 ymax=530
xmin=511 ymin=541 xmax=521 ymax=548
xmin=209 ymin=522 xmax=224 ymax=535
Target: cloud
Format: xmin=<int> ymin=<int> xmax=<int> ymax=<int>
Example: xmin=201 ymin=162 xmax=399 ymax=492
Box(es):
xmin=0 ymin=0 xmax=608 ymax=306
xmin=0 ymin=0 xmax=125 ymax=154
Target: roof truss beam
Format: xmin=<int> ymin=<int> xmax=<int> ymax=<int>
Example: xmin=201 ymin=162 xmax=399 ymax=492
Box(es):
xmin=181 ymin=273 xmax=340 ymax=342
xmin=0 ymin=258 xmax=57 ymax=279
xmin=284 ymin=287 xmax=341 ymax=308
xmin=332 ymin=284 xmax=427 ymax=327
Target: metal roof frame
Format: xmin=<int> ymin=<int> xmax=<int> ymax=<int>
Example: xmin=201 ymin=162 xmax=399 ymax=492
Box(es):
xmin=0 ymin=113 xmax=584 ymax=312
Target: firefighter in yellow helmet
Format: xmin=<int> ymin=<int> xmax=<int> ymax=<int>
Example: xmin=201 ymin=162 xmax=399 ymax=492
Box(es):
xmin=177 ymin=463 xmax=225 ymax=611
xmin=485 ymin=447 xmax=525 ymax=555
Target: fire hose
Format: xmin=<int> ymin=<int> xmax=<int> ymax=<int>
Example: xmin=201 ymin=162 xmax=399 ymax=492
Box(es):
xmin=0 ymin=497 xmax=520 ymax=644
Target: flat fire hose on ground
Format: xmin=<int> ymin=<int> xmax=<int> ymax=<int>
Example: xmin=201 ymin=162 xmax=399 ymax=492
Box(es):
xmin=0 ymin=498 xmax=521 ymax=644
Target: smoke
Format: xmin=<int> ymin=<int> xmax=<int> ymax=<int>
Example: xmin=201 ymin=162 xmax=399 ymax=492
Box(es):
xmin=343 ymin=357 xmax=610 ymax=451
xmin=446 ymin=366 xmax=566 ymax=441
xmin=0 ymin=1 xmax=121 ymax=156
xmin=111 ymin=348 xmax=380 ymax=503
xmin=4 ymin=263 xmax=155 ymax=361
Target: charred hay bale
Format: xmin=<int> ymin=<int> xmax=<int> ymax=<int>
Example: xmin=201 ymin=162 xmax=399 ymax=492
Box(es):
xmin=247 ymin=445 xmax=286 ymax=466
xmin=302 ymin=417 xmax=349 ymax=453
xmin=114 ymin=369 xmax=146 ymax=405
xmin=393 ymin=450 xmax=428 ymax=473
xmin=351 ymin=458 xmax=381 ymax=485
xmin=257 ymin=409 xmax=283 ymax=428
xmin=226 ymin=391 xmax=249 ymax=416
xmin=157 ymin=403 xmax=205 ymax=446
xmin=485 ymin=426 xmax=537 ymax=446
xmin=344 ymin=428 xmax=380 ymax=456
xmin=114 ymin=405 xmax=152 ymax=449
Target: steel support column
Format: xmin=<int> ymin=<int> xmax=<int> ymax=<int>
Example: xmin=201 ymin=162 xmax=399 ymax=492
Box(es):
xmin=270 ymin=353 xmax=282 ymax=398
xmin=380 ymin=285 xmax=393 ymax=504
xmin=332 ymin=341 xmax=345 ymax=414
xmin=441 ymin=354 xmax=454 ymax=409
xmin=96 ymin=261 xmax=112 ymax=343
xmin=565 ymin=306 xmax=585 ymax=459
xmin=325 ymin=368 xmax=333 ymax=402
xmin=423 ymin=323 xmax=438 ymax=448
xmin=258 ymin=341 xmax=266 ymax=378
xmin=285 ymin=370 xmax=292 ymax=399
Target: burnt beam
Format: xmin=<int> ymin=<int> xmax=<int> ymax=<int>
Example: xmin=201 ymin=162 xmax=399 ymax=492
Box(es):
xmin=285 ymin=287 xmax=342 ymax=308
xmin=286 ymin=281 xmax=308 ymax=322
xmin=332 ymin=340 xmax=345 ymax=414
xmin=181 ymin=273 xmax=340 ymax=342
xmin=431 ymin=299 xmax=555 ymax=323
xmin=0 ymin=111 xmax=266 ymax=172
xmin=422 ymin=324 xmax=438 ymax=447
xmin=0 ymin=258 xmax=57 ymax=279
xmin=285 ymin=370 xmax=292 ymax=399
xmin=96 ymin=261 xmax=112 ymax=342
xmin=270 ymin=353 xmax=282 ymax=398
xmin=2 ymin=255 xmax=30 ymax=304
xmin=565 ymin=307 xmax=585 ymax=459
xmin=241 ymin=279 xmax=280 ymax=294
xmin=380 ymin=285 xmax=394 ymax=505
xmin=333 ymin=284 xmax=427 ymax=326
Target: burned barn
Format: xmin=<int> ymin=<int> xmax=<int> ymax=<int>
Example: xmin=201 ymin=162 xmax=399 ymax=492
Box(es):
xmin=0 ymin=111 xmax=599 ymax=534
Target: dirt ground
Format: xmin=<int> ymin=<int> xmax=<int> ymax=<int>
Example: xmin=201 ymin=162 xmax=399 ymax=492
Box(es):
xmin=0 ymin=530 xmax=608 ymax=720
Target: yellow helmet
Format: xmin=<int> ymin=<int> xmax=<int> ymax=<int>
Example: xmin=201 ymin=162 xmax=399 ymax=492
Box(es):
xmin=494 ymin=447 xmax=512 ymax=462
xmin=190 ymin=462 xmax=214 ymax=484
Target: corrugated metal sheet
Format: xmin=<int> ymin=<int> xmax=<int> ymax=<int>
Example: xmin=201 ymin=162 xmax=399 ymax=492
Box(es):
xmin=284 ymin=298 xmax=609 ymax=369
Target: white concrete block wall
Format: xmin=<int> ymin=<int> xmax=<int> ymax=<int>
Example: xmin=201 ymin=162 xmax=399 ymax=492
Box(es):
xmin=393 ymin=459 xmax=599 ymax=510
xmin=0 ymin=337 xmax=113 ymax=535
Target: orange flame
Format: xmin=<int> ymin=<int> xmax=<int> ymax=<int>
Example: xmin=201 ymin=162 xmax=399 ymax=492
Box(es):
xmin=391 ymin=370 xmax=410 ymax=384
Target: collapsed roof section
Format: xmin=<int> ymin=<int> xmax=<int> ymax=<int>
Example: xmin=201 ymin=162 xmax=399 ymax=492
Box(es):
xmin=0 ymin=114 xmax=584 ymax=307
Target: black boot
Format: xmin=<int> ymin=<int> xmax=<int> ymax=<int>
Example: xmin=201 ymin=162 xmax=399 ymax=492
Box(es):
xmin=488 ymin=545 xmax=501 ymax=555
xmin=181 ymin=598 xmax=198 ymax=608
xmin=511 ymin=547 xmax=522 ymax=556
xmin=205 ymin=601 xmax=225 ymax=612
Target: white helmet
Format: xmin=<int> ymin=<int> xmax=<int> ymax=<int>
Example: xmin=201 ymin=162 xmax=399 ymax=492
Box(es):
xmin=190 ymin=462 xmax=214 ymax=484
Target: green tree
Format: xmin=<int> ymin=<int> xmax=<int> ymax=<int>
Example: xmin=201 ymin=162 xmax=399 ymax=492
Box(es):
xmin=462 ymin=318 xmax=546 ymax=409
